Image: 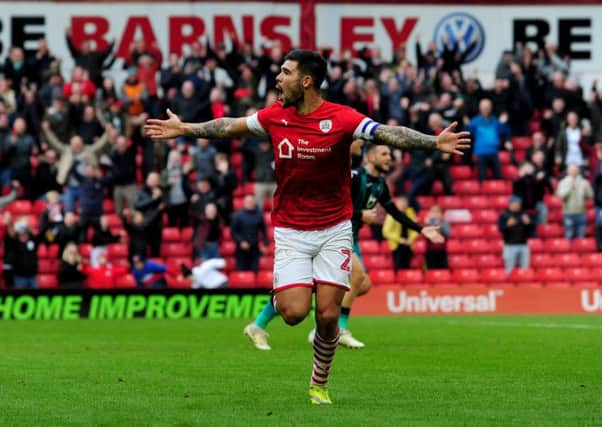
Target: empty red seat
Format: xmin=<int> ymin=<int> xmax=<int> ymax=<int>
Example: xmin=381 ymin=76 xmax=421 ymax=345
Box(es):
xmin=565 ymin=268 xmax=593 ymax=283
xmin=437 ymin=196 xmax=463 ymax=210
xmin=545 ymin=238 xmax=570 ymax=253
xmin=464 ymin=196 xmax=490 ymax=210
xmin=536 ymin=267 xmax=564 ymax=283
xmin=512 ymin=136 xmax=532 ymax=150
xmin=453 ymin=180 xmax=480 ymax=195
xmin=581 ymin=253 xmax=602 ymax=267
xmin=543 ymin=195 xmax=563 ymax=209
xmin=38 ymin=259 xmax=59 ymax=274
xmin=181 ymin=227 xmax=194 ymax=241
xmin=417 ymin=196 xmax=436 ymax=209
xmin=475 ymin=254 xmax=503 ymax=268
xmin=454 ymin=224 xmax=482 ymax=239
xmin=482 ymin=180 xmax=511 ymax=195
xmin=37 ymin=244 xmax=60 ymax=259
xmin=531 ymin=253 xmax=554 ymax=268
xmin=363 ymin=255 xmax=391 ymax=270
xmin=162 ymin=227 xmax=180 ymax=241
xmin=571 ymin=238 xmax=597 ymax=252
xmin=448 ymin=255 xmax=473 ymax=269
xmin=258 ymin=256 xmax=274 ymax=271
xmin=108 ymin=243 xmax=128 ymax=258
xmin=397 ymin=269 xmax=424 ymax=284
xmin=553 ymin=253 xmax=580 ymax=267
xmin=102 ymin=199 xmax=115 ymax=213
xmin=255 ymin=271 xmax=274 ymax=288
xmin=228 ymin=271 xmax=256 ymax=288
xmin=498 ymin=151 xmax=512 ymax=165
xmin=480 ymin=268 xmax=507 ymax=284
xmin=481 ymin=223 xmax=501 ymax=238
xmin=8 ymin=200 xmax=32 ymax=215
xmin=446 ymin=239 xmax=464 ymax=254
xmin=450 ymin=166 xmax=473 ymax=179
xmin=220 ymin=241 xmax=237 ymax=256
xmin=489 ymin=195 xmax=509 ymax=210
xmin=527 ymin=238 xmax=544 ymax=253
xmin=424 ymin=269 xmax=452 ymax=284
xmin=537 ymin=223 xmax=564 ymax=238
xmin=160 ymin=243 xmax=190 ymax=258
xmin=37 ymin=274 xmax=58 ymax=289
xmin=471 ymin=210 xmax=498 ymax=224
xmin=452 ymin=269 xmax=480 ymax=284
xmin=372 ymin=270 xmax=396 ymax=285
xmin=502 ymin=165 xmax=518 ymax=179
xmin=464 ymin=239 xmax=492 ymax=254
xmin=359 ymin=240 xmax=380 ymax=255
xmin=508 ymin=268 xmax=535 ymax=283
xmin=115 ymin=274 xmax=137 ymax=288
xmin=359 ymin=226 xmax=373 ymax=240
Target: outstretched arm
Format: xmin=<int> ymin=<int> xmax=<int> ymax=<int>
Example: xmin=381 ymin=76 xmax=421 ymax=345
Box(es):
xmin=373 ymin=121 xmax=471 ymax=155
xmin=144 ymin=109 xmax=253 ymax=140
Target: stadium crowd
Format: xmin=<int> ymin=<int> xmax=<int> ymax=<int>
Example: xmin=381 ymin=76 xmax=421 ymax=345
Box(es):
xmin=0 ymin=31 xmax=602 ymax=289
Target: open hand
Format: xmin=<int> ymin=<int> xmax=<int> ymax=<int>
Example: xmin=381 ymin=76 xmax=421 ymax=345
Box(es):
xmin=421 ymin=225 xmax=445 ymax=244
xmin=436 ymin=121 xmax=471 ymax=155
xmin=144 ymin=109 xmax=184 ymax=140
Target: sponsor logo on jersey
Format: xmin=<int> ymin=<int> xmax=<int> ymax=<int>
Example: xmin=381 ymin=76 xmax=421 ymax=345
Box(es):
xmin=319 ymin=120 xmax=333 ymax=133
xmin=433 ymin=12 xmax=485 ymax=64
xmin=277 ymin=138 xmax=294 ymax=159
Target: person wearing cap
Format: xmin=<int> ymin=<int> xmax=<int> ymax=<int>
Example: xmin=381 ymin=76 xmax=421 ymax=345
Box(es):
xmin=131 ymin=254 xmax=167 ymax=289
xmin=498 ymin=195 xmax=534 ymax=274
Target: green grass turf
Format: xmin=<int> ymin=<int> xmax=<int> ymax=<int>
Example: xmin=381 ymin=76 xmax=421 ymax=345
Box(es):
xmin=1 ymin=316 xmax=602 ymax=426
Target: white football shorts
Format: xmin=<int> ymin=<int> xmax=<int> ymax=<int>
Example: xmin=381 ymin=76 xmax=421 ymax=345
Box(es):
xmin=272 ymin=220 xmax=352 ymax=293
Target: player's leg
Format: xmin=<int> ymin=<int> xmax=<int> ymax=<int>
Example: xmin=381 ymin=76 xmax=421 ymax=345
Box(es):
xmin=244 ymin=299 xmax=278 ymax=351
xmin=338 ymin=251 xmax=371 ymax=349
xmin=309 ymin=221 xmax=352 ymax=405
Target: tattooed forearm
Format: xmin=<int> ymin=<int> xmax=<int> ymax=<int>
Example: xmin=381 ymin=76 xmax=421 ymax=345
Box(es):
xmin=184 ymin=118 xmax=239 ymax=139
xmin=373 ymin=125 xmax=437 ymax=151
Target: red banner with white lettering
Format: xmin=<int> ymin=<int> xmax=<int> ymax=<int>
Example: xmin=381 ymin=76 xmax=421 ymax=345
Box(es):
xmin=353 ymin=286 xmax=602 ymax=315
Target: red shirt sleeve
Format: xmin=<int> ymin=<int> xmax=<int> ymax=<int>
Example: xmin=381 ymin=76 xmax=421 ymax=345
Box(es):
xmin=339 ymin=107 xmax=381 ymax=141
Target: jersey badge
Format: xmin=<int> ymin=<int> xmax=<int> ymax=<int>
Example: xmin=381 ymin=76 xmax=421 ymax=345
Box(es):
xmin=319 ymin=120 xmax=333 ymax=133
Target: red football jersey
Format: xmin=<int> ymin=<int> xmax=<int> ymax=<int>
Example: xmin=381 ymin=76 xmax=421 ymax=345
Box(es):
xmin=247 ymin=100 xmax=380 ymax=230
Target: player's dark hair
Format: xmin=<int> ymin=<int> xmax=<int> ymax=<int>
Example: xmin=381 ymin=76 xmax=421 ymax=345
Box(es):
xmin=284 ymin=49 xmax=327 ymax=89
xmin=364 ymin=143 xmax=377 ymax=154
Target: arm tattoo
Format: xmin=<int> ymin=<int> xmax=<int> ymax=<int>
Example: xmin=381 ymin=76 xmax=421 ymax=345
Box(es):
xmin=373 ymin=125 xmax=437 ymax=151
xmin=185 ymin=118 xmax=238 ymax=139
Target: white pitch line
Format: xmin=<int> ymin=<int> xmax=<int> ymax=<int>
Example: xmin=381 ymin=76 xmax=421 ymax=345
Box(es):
xmin=443 ymin=319 xmax=602 ymax=330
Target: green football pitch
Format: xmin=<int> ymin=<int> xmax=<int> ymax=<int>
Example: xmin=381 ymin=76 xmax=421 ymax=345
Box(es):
xmin=2 ymin=316 xmax=602 ymax=426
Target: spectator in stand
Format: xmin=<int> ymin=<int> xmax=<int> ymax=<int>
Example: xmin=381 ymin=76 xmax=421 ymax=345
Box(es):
xmin=160 ymin=53 xmax=184 ymax=96
xmin=63 ymin=66 xmax=97 ymax=100
xmin=58 ymin=242 xmax=87 ymax=289
xmin=6 ymin=117 xmax=35 ymax=198
xmin=556 ymin=163 xmax=593 ymax=240
xmin=65 ymin=28 xmax=115 ymax=87
xmin=3 ymin=47 xmax=29 ymax=97
xmin=43 ymin=95 xmax=72 ymax=142
xmin=513 ymin=162 xmax=547 ymax=231
xmin=382 ymin=195 xmax=419 ymax=271
xmin=121 ymin=208 xmax=160 ymax=263
xmin=39 ymin=190 xmax=64 ymax=245
xmin=134 ymin=171 xmax=164 ymax=257
xmin=213 ymin=153 xmax=237 ymax=224
xmin=555 ymin=111 xmax=592 ymax=174
xmin=191 ymin=138 xmax=217 ymax=181
xmin=424 ymin=205 xmax=450 ymax=269
xmin=230 ymin=194 xmax=268 ymax=272
xmin=530 ymin=149 xmax=555 ymax=224
xmin=161 ymin=149 xmax=191 ymax=228
xmin=191 ymin=202 xmax=221 ymax=261
xmin=90 ymin=215 xmax=122 ymax=267
xmin=594 ymin=159 xmax=602 ymax=251
xmin=466 ymin=98 xmax=511 ymax=182
xmin=42 ymin=120 xmax=111 ymax=212
xmin=0 ymin=76 xmax=17 ymax=114
xmin=171 ymin=80 xmax=212 ymax=128
xmin=180 ymin=257 xmax=228 ymax=289
xmin=71 ymin=163 xmax=110 ymax=243
xmin=0 ymin=111 xmax=12 ymax=188
xmin=498 ymin=195 xmax=534 ymax=274
xmin=109 ymin=134 xmax=137 ymax=213
xmin=81 ymin=251 xmax=128 ymax=289
xmin=121 ymin=66 xmax=147 ymax=117
xmin=75 ymin=104 xmax=104 ymax=145
xmin=131 ymin=254 xmax=167 ymax=289
xmin=55 ymin=212 xmax=81 ymax=254
xmin=253 ymin=139 xmax=276 ymax=211
xmin=32 ymin=148 xmax=61 ymax=200
xmin=526 ymin=131 xmax=554 ymax=177
xmin=189 ymin=175 xmax=216 ymax=219
xmin=4 ymin=215 xmax=40 ymax=289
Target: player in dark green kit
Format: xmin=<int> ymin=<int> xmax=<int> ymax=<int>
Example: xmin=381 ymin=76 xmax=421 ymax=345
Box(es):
xmin=244 ymin=142 xmax=444 ymax=350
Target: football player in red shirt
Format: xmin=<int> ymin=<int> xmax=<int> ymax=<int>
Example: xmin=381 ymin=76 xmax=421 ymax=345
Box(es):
xmin=145 ymin=49 xmax=470 ymax=405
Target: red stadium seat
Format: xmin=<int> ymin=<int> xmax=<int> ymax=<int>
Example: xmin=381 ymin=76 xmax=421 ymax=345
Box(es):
xmin=102 ymin=199 xmax=115 ymax=213
xmin=437 ymin=196 xmax=463 ymax=210
xmin=108 ymin=243 xmax=128 ymax=258
xmin=571 ymin=238 xmax=597 ymax=252
xmin=565 ymin=268 xmax=593 ymax=283
xmin=446 ymin=239 xmax=464 ymax=254
xmin=397 ymin=269 xmax=424 ymax=284
xmin=417 ymin=196 xmax=436 ymax=209
xmin=454 ymin=224 xmax=482 ymax=239
xmin=181 ymin=227 xmax=194 ymax=241
xmin=371 ymin=270 xmax=396 ymax=285
xmin=471 ymin=210 xmax=499 ymax=224
xmin=255 ymin=271 xmax=273 ymax=288
xmin=228 ymin=271 xmax=256 ymax=288
xmin=475 ymin=254 xmax=504 ymax=268
xmin=38 ymin=259 xmax=59 ymax=274
xmin=536 ymin=224 xmax=564 ymax=238
xmin=482 ymin=223 xmax=501 ymax=238
xmin=464 ymin=196 xmax=490 ymax=210
xmin=545 ymin=238 xmax=570 ymax=253
xmin=37 ymin=274 xmax=58 ymax=289
xmin=464 ymin=239 xmax=492 ymax=254
xmin=553 ymin=253 xmax=580 ymax=267
xmin=498 ymin=151 xmax=512 ymax=165
xmin=258 ymin=256 xmax=274 ymax=271
xmin=482 ymin=180 xmax=512 ymax=195
xmin=7 ymin=200 xmax=32 ymax=215
xmin=507 ymin=268 xmax=535 ymax=283
xmin=359 ymin=240 xmax=380 ymax=255
xmin=221 ymin=227 xmax=232 ymax=241
xmin=543 ymin=195 xmax=563 ymax=209
xmin=450 ymin=166 xmax=473 ymax=179
xmin=448 ymin=255 xmax=473 ymax=269
xmin=32 ymin=200 xmax=47 ymax=215
xmin=502 ymin=165 xmax=518 ymax=180
xmin=451 ymin=269 xmax=480 ymax=284
xmin=489 ymin=195 xmax=510 ymax=210
xmin=37 ymin=244 xmax=60 ymax=259
xmin=452 ymin=180 xmax=480 ymax=195
xmin=363 ymin=255 xmax=391 ymax=270
xmin=162 ymin=227 xmax=181 ymax=242
xmin=115 ymin=274 xmax=137 ymax=289
xmin=160 ymin=243 xmax=190 ymax=258
xmin=166 ymin=275 xmax=190 ymax=288
xmin=581 ymin=253 xmax=602 ymax=267
xmin=512 ymin=136 xmax=532 ymax=150
xmin=536 ymin=268 xmax=564 ymax=283
xmin=359 ymin=226 xmax=373 ymax=240
xmin=220 ymin=241 xmax=237 ymax=256
xmin=531 ymin=253 xmax=554 ymax=268
xmin=481 ymin=268 xmax=508 ymax=284
xmin=527 ymin=238 xmax=544 ymax=253
xmin=424 ymin=269 xmax=452 ymax=284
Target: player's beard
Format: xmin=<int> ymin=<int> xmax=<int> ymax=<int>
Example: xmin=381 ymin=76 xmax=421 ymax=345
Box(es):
xmin=375 ymin=163 xmax=389 ymax=174
xmin=281 ymin=82 xmax=304 ymax=108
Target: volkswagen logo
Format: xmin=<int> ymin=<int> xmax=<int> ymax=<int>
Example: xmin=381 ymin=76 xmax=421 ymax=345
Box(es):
xmin=433 ymin=12 xmax=485 ymax=64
